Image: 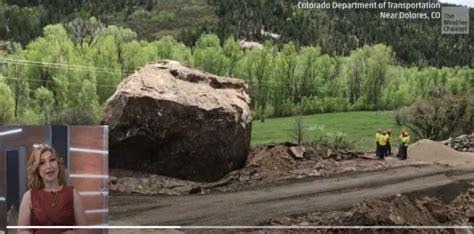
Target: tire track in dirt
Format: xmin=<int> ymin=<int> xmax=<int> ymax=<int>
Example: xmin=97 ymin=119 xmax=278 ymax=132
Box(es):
xmin=110 ymin=164 xmax=474 ymax=226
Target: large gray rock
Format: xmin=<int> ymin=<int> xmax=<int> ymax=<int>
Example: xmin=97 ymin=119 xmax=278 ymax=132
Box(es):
xmin=103 ymin=60 xmax=252 ymax=182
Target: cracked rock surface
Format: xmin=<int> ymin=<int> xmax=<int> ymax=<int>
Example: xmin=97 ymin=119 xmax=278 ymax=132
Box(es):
xmin=103 ymin=60 xmax=252 ymax=182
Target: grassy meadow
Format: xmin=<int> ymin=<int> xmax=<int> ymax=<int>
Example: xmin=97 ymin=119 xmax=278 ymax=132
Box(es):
xmin=251 ymin=111 xmax=406 ymax=152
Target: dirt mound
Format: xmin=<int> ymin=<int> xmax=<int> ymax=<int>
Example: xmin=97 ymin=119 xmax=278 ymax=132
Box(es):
xmin=350 ymin=196 xmax=439 ymax=225
xmin=246 ymin=144 xmax=298 ymax=182
xmin=110 ymin=143 xmax=370 ymax=195
xmin=270 ymin=184 xmax=474 ymax=227
xmin=109 ymin=169 xmax=202 ymax=196
xmin=408 ymin=139 xmax=474 ymax=166
xmin=215 ymin=143 xmax=368 ymax=191
xmin=112 ymin=140 xmax=471 ymax=196
xmin=242 ymin=143 xmax=336 ymax=184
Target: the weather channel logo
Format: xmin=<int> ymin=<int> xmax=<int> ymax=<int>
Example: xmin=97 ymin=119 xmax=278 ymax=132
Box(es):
xmin=442 ymin=7 xmax=469 ymax=34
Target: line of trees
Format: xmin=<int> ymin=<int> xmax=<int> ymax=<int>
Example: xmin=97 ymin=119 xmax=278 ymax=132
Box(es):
xmin=0 ymin=0 xmax=215 ymax=46
xmin=0 ymin=22 xmax=472 ymax=124
xmin=1 ymin=0 xmax=473 ymax=67
xmin=210 ymin=0 xmax=474 ymax=67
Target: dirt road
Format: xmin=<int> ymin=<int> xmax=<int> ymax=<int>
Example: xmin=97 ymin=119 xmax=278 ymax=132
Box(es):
xmin=109 ymin=164 xmax=474 ymax=226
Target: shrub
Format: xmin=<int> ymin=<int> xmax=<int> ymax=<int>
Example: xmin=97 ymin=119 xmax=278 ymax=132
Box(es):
xmin=289 ymin=114 xmax=306 ymax=145
xmin=50 ymin=107 xmax=99 ymax=125
xmin=395 ymin=95 xmax=474 ymax=140
xmin=152 ymin=10 xmax=176 ymax=24
xmin=129 ymin=9 xmax=152 ymax=21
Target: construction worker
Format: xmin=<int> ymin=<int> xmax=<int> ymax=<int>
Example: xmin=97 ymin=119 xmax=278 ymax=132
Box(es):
xmin=400 ymin=131 xmax=410 ymax=160
xmin=378 ymin=131 xmax=388 ymax=160
xmin=397 ymin=130 xmax=404 ymax=158
xmin=386 ymin=128 xmax=392 ymax=156
xmin=375 ymin=128 xmax=382 ymax=157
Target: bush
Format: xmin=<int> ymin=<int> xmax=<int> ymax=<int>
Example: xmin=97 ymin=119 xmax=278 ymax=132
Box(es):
xmin=351 ymin=96 xmax=370 ymax=111
xmin=280 ymin=98 xmax=294 ymax=117
xmin=50 ymin=107 xmax=99 ymax=125
xmin=152 ymin=10 xmax=176 ymax=24
xmin=17 ymin=109 xmax=43 ymax=125
xmin=294 ymin=96 xmax=348 ymax=116
xmin=0 ymin=82 xmax=15 ymax=123
xmin=129 ymin=9 xmax=152 ymax=21
xmin=328 ymin=132 xmax=353 ymax=149
xmin=312 ymin=131 xmax=353 ymax=150
xmin=289 ymin=114 xmax=306 ymax=145
xmin=395 ymin=95 xmax=474 ymax=140
xmin=253 ymin=105 xmax=274 ymax=121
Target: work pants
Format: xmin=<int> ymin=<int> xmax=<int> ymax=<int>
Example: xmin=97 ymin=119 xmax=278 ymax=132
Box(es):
xmin=401 ymin=145 xmax=408 ymax=159
xmin=376 ymin=142 xmax=380 ymax=157
xmin=386 ymin=141 xmax=391 ymax=156
xmin=379 ymin=145 xmax=386 ymax=159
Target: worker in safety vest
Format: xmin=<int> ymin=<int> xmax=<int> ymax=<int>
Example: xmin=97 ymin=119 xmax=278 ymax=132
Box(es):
xmin=375 ymin=128 xmax=382 ymax=157
xmin=400 ymin=131 xmax=410 ymax=160
xmin=397 ymin=130 xmax=404 ymax=158
xmin=386 ymin=128 xmax=392 ymax=156
xmin=378 ymin=131 xmax=388 ymax=160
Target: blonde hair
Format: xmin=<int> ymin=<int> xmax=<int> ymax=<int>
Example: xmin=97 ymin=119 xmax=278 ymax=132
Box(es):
xmin=27 ymin=144 xmax=67 ymax=190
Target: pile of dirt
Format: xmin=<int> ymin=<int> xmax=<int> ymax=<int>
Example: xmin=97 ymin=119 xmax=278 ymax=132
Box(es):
xmin=109 ymin=143 xmax=369 ymax=195
xmin=408 ymin=139 xmax=474 ymax=166
xmin=245 ymin=144 xmax=300 ymax=183
xmin=269 ymin=183 xmax=474 ymax=227
xmin=112 ymin=140 xmax=474 ymax=196
xmin=109 ymin=169 xmax=203 ymax=196
xmin=443 ymin=134 xmax=474 ymax=152
xmin=209 ymin=142 xmax=370 ymax=192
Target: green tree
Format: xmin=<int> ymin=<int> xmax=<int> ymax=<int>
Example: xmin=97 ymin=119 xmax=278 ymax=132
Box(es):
xmin=268 ymin=42 xmax=298 ymax=117
xmin=192 ymin=33 xmax=228 ymax=75
xmin=24 ymin=24 xmax=80 ymax=92
xmin=395 ymin=95 xmax=474 ymax=140
xmin=223 ymin=36 xmax=242 ymax=77
xmin=65 ymin=17 xmax=105 ymax=46
xmin=122 ymin=40 xmax=150 ymax=72
xmin=364 ymin=44 xmax=392 ymax=110
xmin=152 ymin=35 xmax=191 ymax=62
xmin=33 ymin=86 xmax=54 ymax=124
xmin=344 ymin=47 xmax=367 ymax=106
xmin=0 ymin=80 xmax=15 ymax=123
xmin=251 ymin=44 xmax=273 ymax=120
xmin=295 ymin=46 xmax=320 ymax=102
xmin=91 ymin=28 xmax=125 ymax=103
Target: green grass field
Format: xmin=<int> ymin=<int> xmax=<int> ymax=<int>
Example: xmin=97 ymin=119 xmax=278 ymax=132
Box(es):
xmin=251 ymin=111 xmax=405 ymax=152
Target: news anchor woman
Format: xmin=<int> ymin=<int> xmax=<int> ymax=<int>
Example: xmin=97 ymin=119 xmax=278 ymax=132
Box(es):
xmin=17 ymin=144 xmax=87 ymax=234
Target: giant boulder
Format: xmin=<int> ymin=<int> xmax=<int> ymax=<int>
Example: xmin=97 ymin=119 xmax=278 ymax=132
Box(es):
xmin=103 ymin=60 xmax=252 ymax=182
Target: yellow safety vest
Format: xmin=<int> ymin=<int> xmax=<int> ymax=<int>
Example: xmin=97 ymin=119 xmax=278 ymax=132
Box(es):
xmin=378 ymin=134 xmax=387 ymax=145
xmin=401 ymin=136 xmax=410 ymax=146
